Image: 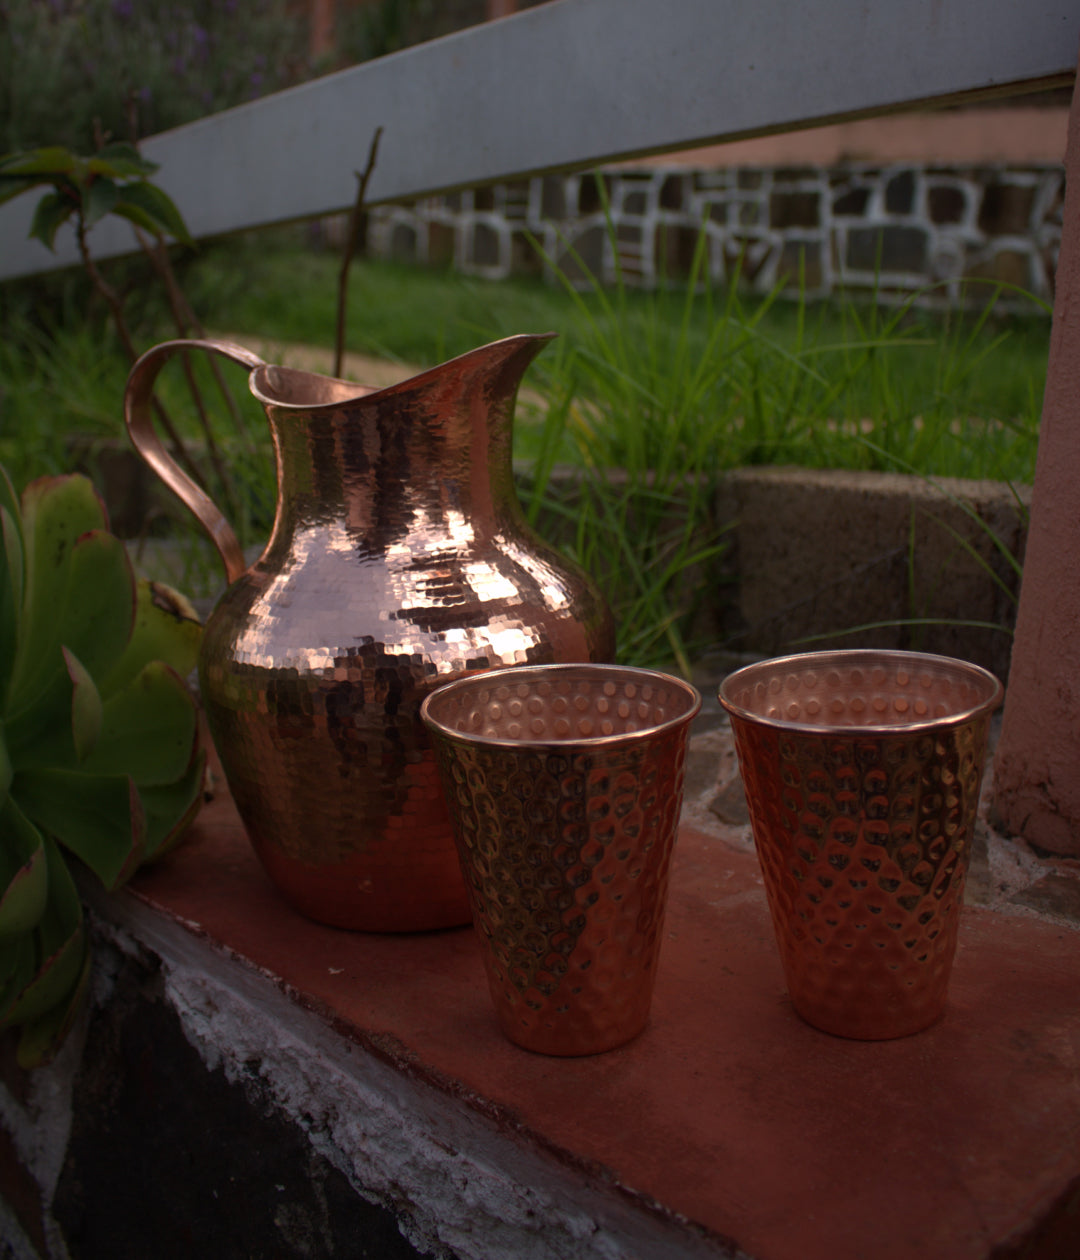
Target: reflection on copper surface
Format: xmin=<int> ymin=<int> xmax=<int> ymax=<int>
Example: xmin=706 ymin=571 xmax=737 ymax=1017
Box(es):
xmin=423 ymin=663 xmax=701 ymax=1055
xmin=720 ymin=649 xmax=1003 ymax=1039
xmin=126 ymin=335 xmax=614 ymax=931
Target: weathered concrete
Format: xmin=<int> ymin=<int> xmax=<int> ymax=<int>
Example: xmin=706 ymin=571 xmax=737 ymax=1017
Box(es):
xmin=714 ymin=466 xmax=1030 ymax=683
xmin=995 ymin=47 xmax=1080 ymax=859
xmin=4 ymin=725 xmax=1080 ymax=1260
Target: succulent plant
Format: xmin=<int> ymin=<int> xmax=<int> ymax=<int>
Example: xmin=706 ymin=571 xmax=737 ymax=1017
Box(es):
xmin=0 ymin=467 xmax=204 ymax=1068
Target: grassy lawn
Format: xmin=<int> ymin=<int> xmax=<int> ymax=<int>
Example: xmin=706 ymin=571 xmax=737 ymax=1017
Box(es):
xmin=0 ymin=229 xmax=1051 ymax=667
xmin=175 ymin=234 xmax=1050 ymax=483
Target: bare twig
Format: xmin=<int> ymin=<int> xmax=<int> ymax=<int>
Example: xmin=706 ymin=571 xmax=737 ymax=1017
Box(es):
xmin=136 ymin=231 xmax=252 ymax=439
xmin=134 ymin=229 xmax=247 ymax=517
xmin=74 ymin=215 xmax=201 ymax=483
xmin=334 ymin=125 xmax=383 ymax=378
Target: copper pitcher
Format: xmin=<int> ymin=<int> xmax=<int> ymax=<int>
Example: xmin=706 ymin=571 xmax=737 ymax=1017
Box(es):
xmin=124 ymin=335 xmax=614 ymax=931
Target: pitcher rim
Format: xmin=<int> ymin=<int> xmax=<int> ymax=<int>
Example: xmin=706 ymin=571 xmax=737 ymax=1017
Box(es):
xmin=248 ymin=331 xmax=557 ymax=412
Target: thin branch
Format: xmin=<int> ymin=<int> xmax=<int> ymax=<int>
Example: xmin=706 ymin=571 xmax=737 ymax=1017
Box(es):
xmin=134 ymin=229 xmax=244 ymax=518
xmin=334 ymin=125 xmax=383 ymax=378
xmin=75 ymin=214 xmax=200 ymax=482
xmin=136 ymin=230 xmax=253 ymax=443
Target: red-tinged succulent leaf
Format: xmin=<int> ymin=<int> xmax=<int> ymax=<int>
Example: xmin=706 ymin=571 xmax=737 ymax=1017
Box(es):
xmin=0 ymin=798 xmax=47 ymax=938
xmin=140 ymin=747 xmax=207 ymax=860
xmin=0 ymin=464 xmax=21 ymax=523
xmin=100 ymin=579 xmax=200 ymax=699
xmin=63 ymin=648 xmax=102 ymax=764
xmin=58 ymin=529 xmax=136 ymax=685
xmin=14 ymin=769 xmax=146 ymax=891
xmin=0 ymin=507 xmax=21 ymax=708
xmin=0 ymin=937 xmax=36 ymax=1023
xmin=28 ymin=191 xmax=75 ymax=252
xmin=16 ymin=949 xmax=90 ymax=1070
xmin=83 ymin=661 xmax=197 ymax=787
xmin=6 ymin=667 xmax=82 ymax=770
xmin=7 ymin=475 xmax=109 ymax=716
xmin=1 ymin=917 xmax=84 ymax=1030
xmin=1 ymin=835 xmax=85 ymax=1029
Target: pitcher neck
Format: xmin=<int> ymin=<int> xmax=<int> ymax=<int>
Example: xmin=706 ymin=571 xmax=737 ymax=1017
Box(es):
xmin=257 ymin=334 xmax=553 ymax=541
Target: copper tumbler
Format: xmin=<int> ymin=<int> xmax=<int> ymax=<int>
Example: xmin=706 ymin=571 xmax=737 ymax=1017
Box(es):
xmin=719 ymin=650 xmax=1003 ymax=1040
xmin=421 ymin=664 xmax=701 ymax=1055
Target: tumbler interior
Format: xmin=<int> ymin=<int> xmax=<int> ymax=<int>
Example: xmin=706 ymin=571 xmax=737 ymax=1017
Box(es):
xmin=718 ymin=649 xmax=1002 ymax=732
xmin=422 ymin=663 xmax=701 ymax=746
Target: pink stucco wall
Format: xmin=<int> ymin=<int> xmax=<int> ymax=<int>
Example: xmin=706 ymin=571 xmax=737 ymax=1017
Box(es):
xmin=627 ymin=107 xmax=1069 ymax=168
xmin=993 ymin=66 xmax=1080 ymax=858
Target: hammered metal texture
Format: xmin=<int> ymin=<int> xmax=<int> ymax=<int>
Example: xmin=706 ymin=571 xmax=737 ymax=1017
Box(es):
xmin=719 ymin=650 xmax=1002 ymax=1040
xmin=126 ymin=336 xmax=615 ymax=932
xmin=422 ymin=664 xmax=701 ymax=1055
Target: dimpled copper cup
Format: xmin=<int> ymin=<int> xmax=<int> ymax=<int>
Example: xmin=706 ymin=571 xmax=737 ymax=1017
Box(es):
xmin=719 ymin=650 xmax=1003 ymax=1040
xmin=421 ymin=664 xmax=701 ymax=1056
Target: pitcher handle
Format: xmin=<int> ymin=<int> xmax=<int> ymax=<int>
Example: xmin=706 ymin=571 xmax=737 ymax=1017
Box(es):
xmin=124 ymin=338 xmax=267 ymax=585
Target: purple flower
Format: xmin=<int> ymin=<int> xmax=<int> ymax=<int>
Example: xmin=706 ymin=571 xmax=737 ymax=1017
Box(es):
xmin=192 ymin=23 xmax=208 ymax=45
xmin=112 ymin=0 xmax=133 ymax=18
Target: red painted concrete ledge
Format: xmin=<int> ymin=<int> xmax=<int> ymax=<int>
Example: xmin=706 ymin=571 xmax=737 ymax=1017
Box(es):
xmin=113 ymin=772 xmax=1080 ymax=1260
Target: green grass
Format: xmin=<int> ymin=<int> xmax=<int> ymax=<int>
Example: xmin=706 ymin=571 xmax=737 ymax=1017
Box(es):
xmin=177 ymin=230 xmax=1048 ymax=484
xmin=0 ymin=225 xmax=1051 ymax=669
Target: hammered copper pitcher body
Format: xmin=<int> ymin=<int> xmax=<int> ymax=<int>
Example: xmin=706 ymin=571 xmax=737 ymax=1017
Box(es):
xmin=124 ymin=335 xmax=614 ymax=931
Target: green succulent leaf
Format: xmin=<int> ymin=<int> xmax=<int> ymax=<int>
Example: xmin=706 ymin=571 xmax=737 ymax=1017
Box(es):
xmin=57 ymin=529 xmax=135 ymax=684
xmin=83 ymin=661 xmax=197 ymax=786
xmin=0 ymin=463 xmax=22 ymax=524
xmin=0 ymin=464 xmax=205 ymax=1060
xmin=111 ymin=181 xmax=193 ymax=247
xmin=16 ymin=949 xmax=90 ymax=1070
xmin=0 ymin=507 xmax=22 ymax=708
xmin=63 ymin=648 xmax=102 ymax=764
xmin=1 ymin=835 xmax=85 ymax=1030
xmin=0 ymin=936 xmax=36 ymax=1023
xmin=6 ymin=666 xmax=81 ymax=770
xmin=101 ymin=580 xmax=201 ymax=697
xmin=7 ymin=475 xmax=110 ymax=716
xmin=83 ymin=176 xmax=120 ymax=229
xmin=28 ymin=190 xmax=75 ymax=251
xmin=140 ymin=748 xmax=207 ymax=861
xmin=14 ymin=769 xmax=145 ymax=891
xmin=0 ymin=797 xmax=47 ymax=938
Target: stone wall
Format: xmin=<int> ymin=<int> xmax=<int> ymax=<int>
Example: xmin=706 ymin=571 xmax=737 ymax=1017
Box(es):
xmin=367 ymin=162 xmax=1064 ymax=306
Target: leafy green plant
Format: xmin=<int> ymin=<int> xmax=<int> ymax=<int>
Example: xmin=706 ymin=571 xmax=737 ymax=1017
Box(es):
xmin=0 ymin=467 xmax=205 ymax=1068
xmin=0 ymin=0 xmax=310 ymax=155
xmin=1 ymin=140 xmax=255 ymax=528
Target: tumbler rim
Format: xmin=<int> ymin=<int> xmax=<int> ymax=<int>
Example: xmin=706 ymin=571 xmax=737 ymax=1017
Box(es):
xmin=717 ymin=648 xmax=1003 ymax=735
xmin=421 ymin=662 xmax=702 ymax=751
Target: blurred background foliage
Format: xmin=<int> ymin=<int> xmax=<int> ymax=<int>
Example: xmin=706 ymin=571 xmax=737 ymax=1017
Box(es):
xmin=0 ymin=0 xmax=488 ymax=154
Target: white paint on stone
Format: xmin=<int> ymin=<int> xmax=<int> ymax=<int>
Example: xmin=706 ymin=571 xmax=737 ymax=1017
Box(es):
xmin=88 ymin=888 xmax=746 ymax=1260
xmin=366 ymin=161 xmax=1063 ymax=307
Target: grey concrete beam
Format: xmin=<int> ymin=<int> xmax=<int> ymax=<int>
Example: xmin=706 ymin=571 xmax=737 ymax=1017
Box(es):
xmin=0 ymin=0 xmax=1075 ymax=280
